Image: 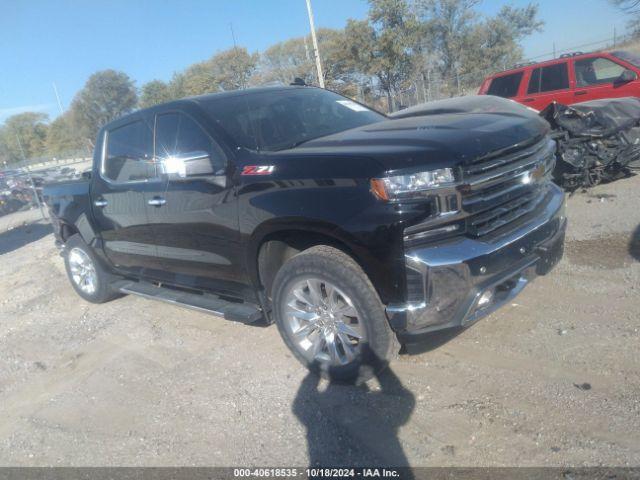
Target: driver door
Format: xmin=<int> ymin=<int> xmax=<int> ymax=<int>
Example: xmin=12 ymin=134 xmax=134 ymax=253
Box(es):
xmin=144 ymin=110 xmax=245 ymax=297
xmin=573 ymin=56 xmax=638 ymax=102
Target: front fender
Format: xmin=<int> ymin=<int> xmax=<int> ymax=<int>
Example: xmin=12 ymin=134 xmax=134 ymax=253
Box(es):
xmin=246 ymin=216 xmax=367 ymax=285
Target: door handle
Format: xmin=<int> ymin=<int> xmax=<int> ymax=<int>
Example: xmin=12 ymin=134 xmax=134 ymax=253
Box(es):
xmin=147 ymin=197 xmax=167 ymax=207
xmin=575 ymin=90 xmax=588 ymax=96
xmin=522 ymin=98 xmax=535 ymax=102
xmin=94 ymin=198 xmax=108 ymax=208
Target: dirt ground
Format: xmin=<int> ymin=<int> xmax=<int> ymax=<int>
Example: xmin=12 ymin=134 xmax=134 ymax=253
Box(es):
xmin=0 ymin=175 xmax=638 ymax=468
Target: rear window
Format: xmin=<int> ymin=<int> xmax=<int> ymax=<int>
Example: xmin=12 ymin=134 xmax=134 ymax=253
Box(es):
xmin=528 ymin=63 xmax=569 ymax=94
xmin=103 ymin=120 xmax=154 ymax=183
xmin=487 ymin=72 xmax=523 ymax=98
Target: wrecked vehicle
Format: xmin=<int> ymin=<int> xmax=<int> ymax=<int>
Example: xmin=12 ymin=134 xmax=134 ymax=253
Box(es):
xmin=540 ymin=97 xmax=640 ymax=189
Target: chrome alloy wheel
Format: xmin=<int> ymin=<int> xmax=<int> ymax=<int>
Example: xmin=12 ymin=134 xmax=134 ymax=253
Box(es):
xmin=68 ymin=247 xmax=98 ymax=295
xmin=283 ymin=278 xmax=366 ymax=367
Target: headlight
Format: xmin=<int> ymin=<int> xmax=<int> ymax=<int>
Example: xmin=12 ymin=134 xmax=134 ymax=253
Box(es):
xmin=370 ymin=168 xmax=455 ymax=201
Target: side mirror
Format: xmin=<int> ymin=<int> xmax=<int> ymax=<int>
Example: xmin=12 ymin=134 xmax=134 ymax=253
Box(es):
xmin=159 ymin=150 xmax=218 ymax=180
xmin=81 ymin=170 xmax=92 ymax=180
xmin=617 ymin=69 xmax=637 ymax=84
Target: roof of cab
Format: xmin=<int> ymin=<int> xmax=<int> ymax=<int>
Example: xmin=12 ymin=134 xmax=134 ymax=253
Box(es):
xmin=487 ymin=50 xmax=623 ymax=79
xmin=101 ymin=85 xmax=313 ymax=131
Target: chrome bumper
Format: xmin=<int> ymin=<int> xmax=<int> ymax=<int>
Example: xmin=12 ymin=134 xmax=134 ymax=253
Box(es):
xmin=386 ymin=183 xmax=566 ymax=335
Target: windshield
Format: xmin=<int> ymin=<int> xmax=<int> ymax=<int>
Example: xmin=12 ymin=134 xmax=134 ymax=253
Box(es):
xmin=201 ymin=88 xmax=386 ymax=152
xmin=611 ymin=50 xmax=640 ymax=68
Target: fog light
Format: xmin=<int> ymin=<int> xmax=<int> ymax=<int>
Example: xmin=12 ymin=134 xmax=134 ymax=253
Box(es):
xmin=477 ymin=290 xmax=494 ymax=308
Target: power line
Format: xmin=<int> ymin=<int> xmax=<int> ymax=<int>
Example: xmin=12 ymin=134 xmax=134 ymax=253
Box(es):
xmin=52 ymin=82 xmax=64 ymax=115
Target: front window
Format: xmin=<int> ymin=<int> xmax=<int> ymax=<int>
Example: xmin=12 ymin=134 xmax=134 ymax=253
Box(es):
xmin=201 ymin=88 xmax=386 ymax=152
xmin=575 ymin=57 xmax=626 ymax=87
xmin=155 ymin=112 xmax=226 ymax=175
xmin=611 ymin=50 xmax=640 ymax=68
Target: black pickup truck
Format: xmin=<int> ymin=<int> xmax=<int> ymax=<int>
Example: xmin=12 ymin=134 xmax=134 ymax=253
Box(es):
xmin=44 ymin=87 xmax=566 ymax=381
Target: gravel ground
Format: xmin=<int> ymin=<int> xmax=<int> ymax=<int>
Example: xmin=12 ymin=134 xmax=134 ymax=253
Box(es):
xmin=0 ymin=175 xmax=638 ymax=467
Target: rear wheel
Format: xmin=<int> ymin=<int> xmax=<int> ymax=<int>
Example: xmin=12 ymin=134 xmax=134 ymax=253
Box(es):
xmin=64 ymin=234 xmax=120 ymax=304
xmin=272 ymin=245 xmax=398 ymax=382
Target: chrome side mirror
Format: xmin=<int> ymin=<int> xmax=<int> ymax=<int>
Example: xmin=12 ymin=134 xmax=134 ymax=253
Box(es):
xmin=159 ymin=150 xmax=214 ymax=179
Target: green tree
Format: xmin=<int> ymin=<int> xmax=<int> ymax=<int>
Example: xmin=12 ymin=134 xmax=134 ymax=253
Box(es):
xmin=415 ymin=0 xmax=543 ymax=94
xmin=45 ymin=112 xmax=86 ymax=157
xmin=259 ymin=36 xmax=316 ymax=85
xmin=171 ymin=47 xmax=258 ymax=97
xmin=139 ymin=80 xmax=173 ymax=108
xmin=0 ymin=112 xmax=49 ymax=163
xmin=610 ymin=0 xmax=640 ymax=36
xmin=340 ymin=0 xmax=418 ymax=111
xmin=256 ymin=29 xmax=351 ymax=90
xmin=211 ymin=47 xmax=259 ymax=90
xmin=463 ymin=4 xmax=543 ymax=84
xmin=610 ymin=0 xmax=640 ymax=11
xmin=69 ymin=69 xmax=138 ymax=147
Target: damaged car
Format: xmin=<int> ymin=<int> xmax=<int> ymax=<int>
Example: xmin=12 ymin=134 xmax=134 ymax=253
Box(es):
xmin=540 ymin=97 xmax=640 ymax=189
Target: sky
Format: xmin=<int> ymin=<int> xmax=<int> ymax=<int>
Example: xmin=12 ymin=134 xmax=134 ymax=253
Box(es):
xmin=0 ymin=0 xmax=630 ymax=123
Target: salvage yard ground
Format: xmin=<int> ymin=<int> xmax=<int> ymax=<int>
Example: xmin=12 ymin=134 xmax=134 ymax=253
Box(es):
xmin=0 ymin=176 xmax=638 ymax=467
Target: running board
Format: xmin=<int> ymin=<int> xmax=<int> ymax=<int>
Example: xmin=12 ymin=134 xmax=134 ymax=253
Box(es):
xmin=116 ymin=281 xmax=263 ymax=324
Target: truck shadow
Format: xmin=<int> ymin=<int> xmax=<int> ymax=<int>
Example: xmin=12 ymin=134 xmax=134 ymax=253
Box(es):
xmin=630 ymin=225 xmax=640 ymax=262
xmin=0 ymin=222 xmax=52 ymax=256
xmin=292 ymin=351 xmax=415 ymax=471
xmin=400 ymin=327 xmax=466 ymax=356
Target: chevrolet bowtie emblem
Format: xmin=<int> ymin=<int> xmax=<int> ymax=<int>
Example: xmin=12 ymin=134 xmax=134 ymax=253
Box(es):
xmin=531 ymin=162 xmax=546 ymax=181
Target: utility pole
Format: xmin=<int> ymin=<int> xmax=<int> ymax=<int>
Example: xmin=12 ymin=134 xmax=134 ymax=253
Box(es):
xmin=52 ymin=82 xmax=64 ymax=115
xmin=305 ymin=0 xmax=325 ymax=88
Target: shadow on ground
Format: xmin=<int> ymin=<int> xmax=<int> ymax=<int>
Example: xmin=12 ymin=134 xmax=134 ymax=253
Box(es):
xmin=293 ymin=354 xmax=415 ymax=470
xmin=0 ymin=222 xmax=52 ymax=256
xmin=630 ymin=225 xmax=640 ymax=262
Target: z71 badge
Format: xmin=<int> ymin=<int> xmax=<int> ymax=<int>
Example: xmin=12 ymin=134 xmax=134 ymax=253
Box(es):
xmin=241 ymin=165 xmax=275 ymax=175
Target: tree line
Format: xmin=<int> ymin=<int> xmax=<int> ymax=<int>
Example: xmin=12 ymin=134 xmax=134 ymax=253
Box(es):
xmin=0 ymin=0 xmax=543 ymax=165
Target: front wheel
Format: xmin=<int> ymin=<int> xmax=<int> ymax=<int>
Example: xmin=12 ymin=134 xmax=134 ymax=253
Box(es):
xmin=271 ymin=245 xmax=398 ymax=382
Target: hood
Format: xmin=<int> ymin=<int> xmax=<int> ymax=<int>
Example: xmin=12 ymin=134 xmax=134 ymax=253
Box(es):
xmin=295 ymin=96 xmax=549 ymax=172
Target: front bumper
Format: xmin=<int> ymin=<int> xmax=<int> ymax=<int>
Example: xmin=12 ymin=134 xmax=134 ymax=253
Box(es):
xmin=386 ymin=183 xmax=566 ymax=335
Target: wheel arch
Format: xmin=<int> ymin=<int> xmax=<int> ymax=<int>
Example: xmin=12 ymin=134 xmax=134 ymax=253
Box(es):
xmin=248 ymin=219 xmax=375 ymax=301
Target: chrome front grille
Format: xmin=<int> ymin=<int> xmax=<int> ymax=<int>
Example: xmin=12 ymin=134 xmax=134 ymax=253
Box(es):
xmin=462 ymin=137 xmax=556 ymax=238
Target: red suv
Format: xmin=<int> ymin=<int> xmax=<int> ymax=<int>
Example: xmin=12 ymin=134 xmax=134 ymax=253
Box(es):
xmin=479 ymin=50 xmax=640 ymax=111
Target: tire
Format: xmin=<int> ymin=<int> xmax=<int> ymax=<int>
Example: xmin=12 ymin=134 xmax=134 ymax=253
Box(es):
xmin=271 ymin=245 xmax=399 ymax=383
xmin=63 ymin=234 xmax=121 ymax=304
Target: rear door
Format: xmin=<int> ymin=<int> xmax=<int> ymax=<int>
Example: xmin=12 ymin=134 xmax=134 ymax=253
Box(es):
xmin=91 ymin=117 xmax=165 ymax=276
xmin=144 ymin=109 xmax=245 ymax=297
xmin=573 ymin=55 xmax=639 ymax=101
xmin=522 ymin=62 xmax=573 ymax=111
